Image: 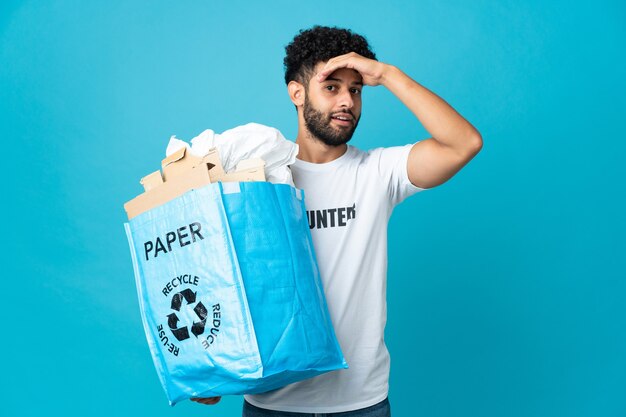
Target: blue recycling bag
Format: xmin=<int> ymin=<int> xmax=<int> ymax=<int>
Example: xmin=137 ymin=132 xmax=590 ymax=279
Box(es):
xmin=124 ymin=181 xmax=346 ymax=405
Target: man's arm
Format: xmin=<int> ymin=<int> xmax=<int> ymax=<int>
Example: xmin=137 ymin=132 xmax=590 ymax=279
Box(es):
xmin=381 ymin=65 xmax=482 ymax=189
xmin=317 ymin=53 xmax=482 ymax=189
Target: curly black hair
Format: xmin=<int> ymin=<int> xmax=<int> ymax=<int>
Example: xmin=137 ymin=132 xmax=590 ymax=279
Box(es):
xmin=283 ymin=25 xmax=377 ymax=87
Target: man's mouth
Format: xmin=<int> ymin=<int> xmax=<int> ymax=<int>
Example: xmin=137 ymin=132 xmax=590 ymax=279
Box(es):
xmin=331 ymin=113 xmax=353 ymax=125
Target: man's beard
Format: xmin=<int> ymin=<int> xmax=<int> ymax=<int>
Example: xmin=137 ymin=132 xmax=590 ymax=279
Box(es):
xmin=303 ymin=94 xmax=359 ymax=147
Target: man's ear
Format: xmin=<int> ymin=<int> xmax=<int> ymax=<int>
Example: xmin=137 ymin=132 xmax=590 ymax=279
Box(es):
xmin=288 ymin=80 xmax=305 ymax=107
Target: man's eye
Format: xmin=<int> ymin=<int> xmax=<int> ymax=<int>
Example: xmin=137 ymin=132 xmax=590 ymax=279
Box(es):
xmin=325 ymin=85 xmax=336 ymax=91
xmin=351 ymin=88 xmax=361 ymax=95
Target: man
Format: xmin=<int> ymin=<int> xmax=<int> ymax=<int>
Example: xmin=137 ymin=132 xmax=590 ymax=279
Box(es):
xmin=193 ymin=25 xmax=482 ymax=416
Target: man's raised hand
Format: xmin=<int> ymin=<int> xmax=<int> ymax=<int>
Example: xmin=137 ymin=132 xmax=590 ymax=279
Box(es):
xmin=316 ymin=52 xmax=390 ymax=87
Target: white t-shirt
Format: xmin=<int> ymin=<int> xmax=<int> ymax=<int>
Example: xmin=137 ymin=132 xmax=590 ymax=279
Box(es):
xmin=245 ymin=143 xmax=427 ymax=413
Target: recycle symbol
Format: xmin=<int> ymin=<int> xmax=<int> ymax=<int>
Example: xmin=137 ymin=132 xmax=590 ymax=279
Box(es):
xmin=167 ymin=288 xmax=207 ymax=341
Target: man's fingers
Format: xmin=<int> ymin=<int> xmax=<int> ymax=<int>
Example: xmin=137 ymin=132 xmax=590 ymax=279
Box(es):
xmin=318 ymin=64 xmax=341 ymax=81
xmin=317 ymin=66 xmax=332 ymax=81
xmin=318 ymin=56 xmax=347 ymax=80
xmin=190 ymin=396 xmax=222 ymax=405
xmin=192 ymin=398 xmax=219 ymax=405
xmin=317 ymin=55 xmax=361 ymax=81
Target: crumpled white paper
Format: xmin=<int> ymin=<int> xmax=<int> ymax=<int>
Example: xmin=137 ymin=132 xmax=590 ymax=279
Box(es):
xmin=166 ymin=123 xmax=298 ymax=186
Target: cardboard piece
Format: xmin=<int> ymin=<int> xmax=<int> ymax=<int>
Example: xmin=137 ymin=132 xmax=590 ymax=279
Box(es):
xmin=124 ymin=147 xmax=265 ymax=220
xmin=217 ymin=168 xmax=265 ymax=183
xmin=140 ymin=171 xmax=164 ymax=192
xmin=125 ymin=163 xmax=213 ymax=220
xmin=235 ymin=158 xmax=265 ymax=172
xmin=215 ymin=158 xmax=265 ymax=183
xmin=161 ymin=147 xmax=226 ymax=182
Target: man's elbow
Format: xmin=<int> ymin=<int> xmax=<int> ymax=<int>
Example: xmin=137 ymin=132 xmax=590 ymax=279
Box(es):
xmin=464 ymin=132 xmax=483 ymax=159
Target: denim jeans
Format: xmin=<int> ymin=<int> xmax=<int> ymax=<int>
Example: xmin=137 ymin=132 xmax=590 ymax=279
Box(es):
xmin=242 ymin=397 xmax=391 ymax=417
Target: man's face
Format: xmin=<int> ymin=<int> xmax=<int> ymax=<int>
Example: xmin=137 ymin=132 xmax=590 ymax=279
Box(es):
xmin=302 ymin=63 xmax=363 ymax=147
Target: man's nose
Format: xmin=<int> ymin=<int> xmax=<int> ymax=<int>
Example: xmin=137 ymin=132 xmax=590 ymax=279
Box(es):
xmin=337 ymin=88 xmax=354 ymax=109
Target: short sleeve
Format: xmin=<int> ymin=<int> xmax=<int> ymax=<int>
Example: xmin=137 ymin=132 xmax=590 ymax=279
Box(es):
xmin=369 ymin=143 xmax=428 ymax=207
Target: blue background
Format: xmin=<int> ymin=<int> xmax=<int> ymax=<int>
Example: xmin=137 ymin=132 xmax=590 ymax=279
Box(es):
xmin=1 ymin=1 xmax=624 ymax=416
